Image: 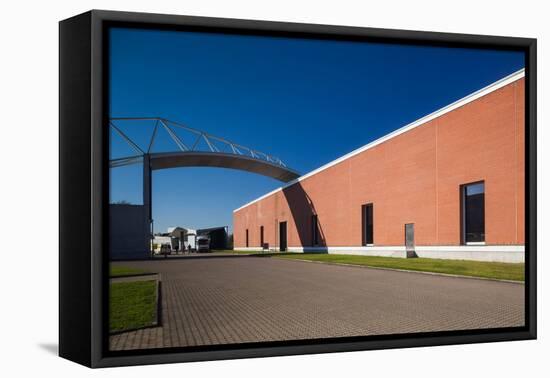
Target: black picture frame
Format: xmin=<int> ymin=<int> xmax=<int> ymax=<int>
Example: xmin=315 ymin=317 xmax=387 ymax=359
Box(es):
xmin=59 ymin=9 xmax=537 ymax=368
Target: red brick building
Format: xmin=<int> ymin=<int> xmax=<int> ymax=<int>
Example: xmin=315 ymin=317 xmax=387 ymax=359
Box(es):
xmin=234 ymin=70 xmax=525 ymax=262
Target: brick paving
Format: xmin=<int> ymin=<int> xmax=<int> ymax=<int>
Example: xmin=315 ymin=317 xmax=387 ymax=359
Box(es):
xmin=109 ymin=256 xmax=524 ymax=351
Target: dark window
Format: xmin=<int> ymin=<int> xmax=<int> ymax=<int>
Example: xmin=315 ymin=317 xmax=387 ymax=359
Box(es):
xmin=246 ymin=229 xmax=249 ymax=247
xmin=311 ymin=215 xmax=319 ymax=246
xmin=362 ymin=203 xmax=374 ymax=245
xmin=462 ymin=182 xmax=485 ymax=243
xmin=260 ymin=226 xmax=264 ymax=246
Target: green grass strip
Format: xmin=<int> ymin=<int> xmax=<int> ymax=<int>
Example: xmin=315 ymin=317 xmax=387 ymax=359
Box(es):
xmin=110 ymin=265 xmax=149 ymax=278
xmin=110 ymin=280 xmax=157 ymax=333
xmin=277 ymin=253 xmax=524 ymax=282
xmin=220 ymin=250 xmax=262 ymax=254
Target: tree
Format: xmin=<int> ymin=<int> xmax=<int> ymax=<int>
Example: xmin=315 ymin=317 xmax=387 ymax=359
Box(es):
xmin=112 ymin=200 xmax=133 ymax=205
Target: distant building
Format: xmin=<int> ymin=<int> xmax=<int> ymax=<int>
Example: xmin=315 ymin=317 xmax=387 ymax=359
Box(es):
xmin=153 ymin=226 xmax=197 ymax=253
xmin=152 ymin=226 xmax=228 ymax=252
xmin=110 ymin=204 xmax=149 ymax=260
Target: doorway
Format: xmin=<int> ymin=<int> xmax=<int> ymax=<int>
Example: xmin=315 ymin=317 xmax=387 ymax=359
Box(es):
xmin=361 ymin=203 xmax=373 ymax=245
xmin=279 ymin=221 xmax=287 ymax=252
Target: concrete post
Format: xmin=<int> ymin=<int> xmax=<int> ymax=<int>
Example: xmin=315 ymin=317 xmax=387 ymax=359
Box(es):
xmin=143 ymin=154 xmax=152 ymax=257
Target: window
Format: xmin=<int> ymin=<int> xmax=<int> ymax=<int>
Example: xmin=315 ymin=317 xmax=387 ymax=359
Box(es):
xmin=260 ymin=226 xmax=264 ymax=246
xmin=362 ymin=203 xmax=373 ymax=245
xmin=311 ymin=215 xmax=319 ymax=246
xmin=246 ymin=229 xmax=249 ymax=247
xmin=461 ymin=181 xmax=485 ymax=244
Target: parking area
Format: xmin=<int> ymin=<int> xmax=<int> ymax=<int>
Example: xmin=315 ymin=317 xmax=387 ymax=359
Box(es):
xmin=110 ymin=256 xmax=524 ymax=351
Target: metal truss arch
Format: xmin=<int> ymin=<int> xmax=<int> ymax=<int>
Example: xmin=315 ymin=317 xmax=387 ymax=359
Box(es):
xmin=109 ymin=117 xmax=300 ymax=182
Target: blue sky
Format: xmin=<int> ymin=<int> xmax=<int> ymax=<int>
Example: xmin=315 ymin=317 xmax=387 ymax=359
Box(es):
xmin=109 ymin=27 xmax=524 ymax=233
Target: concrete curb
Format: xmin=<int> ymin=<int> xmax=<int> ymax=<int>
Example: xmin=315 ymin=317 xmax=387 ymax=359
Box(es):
xmin=110 ymin=273 xmax=160 ymax=283
xmin=273 ymin=257 xmax=524 ymax=285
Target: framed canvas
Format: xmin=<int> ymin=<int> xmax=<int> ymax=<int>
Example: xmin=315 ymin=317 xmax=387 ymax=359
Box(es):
xmin=59 ymin=10 xmax=536 ymax=368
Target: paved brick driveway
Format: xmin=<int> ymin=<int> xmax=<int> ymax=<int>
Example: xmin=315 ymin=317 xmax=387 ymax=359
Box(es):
xmin=110 ymin=256 xmax=524 ymax=351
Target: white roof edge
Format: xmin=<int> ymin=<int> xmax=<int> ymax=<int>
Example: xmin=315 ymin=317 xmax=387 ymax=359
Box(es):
xmin=167 ymin=226 xmax=196 ymax=232
xmin=234 ymin=68 xmax=525 ymax=213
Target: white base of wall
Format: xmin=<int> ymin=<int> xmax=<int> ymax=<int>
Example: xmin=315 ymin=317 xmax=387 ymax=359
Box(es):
xmin=234 ymin=245 xmax=525 ymax=263
xmin=413 ymin=246 xmax=524 ymax=263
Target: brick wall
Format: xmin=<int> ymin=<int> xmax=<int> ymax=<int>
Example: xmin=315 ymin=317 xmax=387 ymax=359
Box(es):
xmin=234 ymin=78 xmax=525 ymax=249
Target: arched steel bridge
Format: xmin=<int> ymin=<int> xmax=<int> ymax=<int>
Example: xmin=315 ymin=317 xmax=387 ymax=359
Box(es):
xmin=109 ymin=117 xmax=300 ymax=182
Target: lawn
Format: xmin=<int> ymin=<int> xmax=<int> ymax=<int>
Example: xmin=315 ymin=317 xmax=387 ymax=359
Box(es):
xmin=110 ymin=280 xmax=158 ymax=333
xmin=276 ymin=253 xmax=525 ymax=281
xmin=214 ymin=249 xmax=263 ymax=254
xmin=110 ymin=265 xmax=149 ymax=277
